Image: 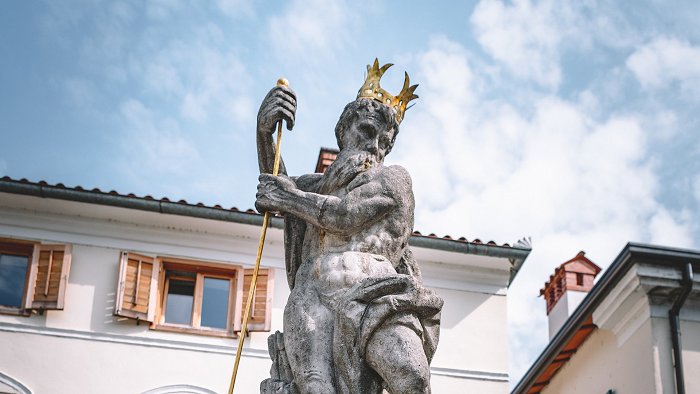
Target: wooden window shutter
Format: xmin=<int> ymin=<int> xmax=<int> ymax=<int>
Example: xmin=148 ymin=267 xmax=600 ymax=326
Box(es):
xmin=25 ymin=244 xmax=72 ymax=310
xmin=241 ymin=268 xmax=273 ymax=331
xmin=115 ymin=252 xmax=159 ymax=322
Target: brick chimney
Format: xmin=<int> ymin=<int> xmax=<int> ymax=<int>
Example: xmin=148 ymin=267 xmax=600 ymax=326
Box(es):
xmin=314 ymin=147 xmax=339 ymax=173
xmin=540 ymin=251 xmax=601 ymax=340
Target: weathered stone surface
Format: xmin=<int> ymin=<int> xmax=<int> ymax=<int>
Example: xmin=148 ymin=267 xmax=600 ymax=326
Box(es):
xmin=255 ymin=84 xmax=443 ymax=394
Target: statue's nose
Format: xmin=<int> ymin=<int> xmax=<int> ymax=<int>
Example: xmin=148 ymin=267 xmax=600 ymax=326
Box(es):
xmin=366 ymin=138 xmax=379 ymax=154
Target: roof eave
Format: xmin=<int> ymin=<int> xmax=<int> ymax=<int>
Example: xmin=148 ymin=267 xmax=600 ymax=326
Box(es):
xmin=511 ymin=242 xmax=700 ymax=394
xmin=0 ymin=178 xmax=530 ymax=263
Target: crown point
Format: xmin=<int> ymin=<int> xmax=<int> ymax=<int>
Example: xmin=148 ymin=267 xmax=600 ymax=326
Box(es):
xmin=357 ymin=58 xmax=418 ymax=124
xmin=276 ymin=78 xmax=289 ymax=87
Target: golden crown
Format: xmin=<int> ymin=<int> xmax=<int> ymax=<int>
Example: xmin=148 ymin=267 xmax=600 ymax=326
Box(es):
xmin=357 ymin=58 xmax=418 ymax=124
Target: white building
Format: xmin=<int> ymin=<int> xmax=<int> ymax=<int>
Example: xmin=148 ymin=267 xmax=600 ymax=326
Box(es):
xmin=513 ymin=245 xmax=700 ymax=394
xmin=0 ymin=154 xmax=531 ymax=394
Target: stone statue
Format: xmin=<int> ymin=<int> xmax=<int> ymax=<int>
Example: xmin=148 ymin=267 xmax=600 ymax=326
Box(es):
xmin=255 ymin=60 xmax=443 ymax=394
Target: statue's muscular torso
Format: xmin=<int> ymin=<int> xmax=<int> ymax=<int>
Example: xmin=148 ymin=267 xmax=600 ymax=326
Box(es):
xmin=292 ymin=164 xmax=415 ymax=307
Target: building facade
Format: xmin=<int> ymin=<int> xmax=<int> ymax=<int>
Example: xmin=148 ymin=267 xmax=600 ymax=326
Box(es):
xmin=514 ymin=244 xmax=700 ymax=394
xmin=0 ymin=175 xmax=530 ymax=394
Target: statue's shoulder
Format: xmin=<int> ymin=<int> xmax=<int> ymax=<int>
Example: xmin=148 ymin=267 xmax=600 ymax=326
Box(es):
xmin=381 ymin=165 xmax=412 ymax=186
xmin=293 ymin=173 xmax=323 ymax=192
xmin=383 ymin=164 xmax=411 ymax=178
xmin=367 ymin=165 xmax=412 ymax=195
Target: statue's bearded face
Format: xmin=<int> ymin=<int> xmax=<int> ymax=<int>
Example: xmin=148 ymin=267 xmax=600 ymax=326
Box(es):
xmin=335 ymin=99 xmax=399 ymax=163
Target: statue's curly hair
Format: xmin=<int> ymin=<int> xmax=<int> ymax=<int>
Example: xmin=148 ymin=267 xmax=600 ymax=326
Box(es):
xmin=334 ymin=98 xmax=400 ymax=155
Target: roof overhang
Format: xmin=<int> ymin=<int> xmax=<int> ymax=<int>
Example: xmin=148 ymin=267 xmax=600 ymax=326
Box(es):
xmin=512 ymin=242 xmax=700 ymax=394
xmin=0 ymin=177 xmax=531 ymax=286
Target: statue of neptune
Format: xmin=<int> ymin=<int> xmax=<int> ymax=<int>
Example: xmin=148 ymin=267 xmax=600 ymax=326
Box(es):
xmin=256 ymin=60 xmax=443 ymax=394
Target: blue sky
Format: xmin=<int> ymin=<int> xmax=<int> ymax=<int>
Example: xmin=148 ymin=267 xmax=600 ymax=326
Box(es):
xmin=2 ymin=0 xmax=700 ymax=385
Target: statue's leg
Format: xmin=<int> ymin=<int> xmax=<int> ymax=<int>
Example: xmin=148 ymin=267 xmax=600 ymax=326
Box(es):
xmin=283 ymin=285 xmax=335 ymax=393
xmin=365 ymin=324 xmax=431 ymax=394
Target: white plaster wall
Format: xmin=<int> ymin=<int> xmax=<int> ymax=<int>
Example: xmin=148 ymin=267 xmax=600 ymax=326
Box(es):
xmin=0 ymin=197 xmax=514 ymax=392
xmin=681 ymin=319 xmax=700 ymax=394
xmin=0 ymin=330 xmax=267 ymax=394
xmin=432 ymin=288 xmax=507 ymax=374
xmin=548 ymin=291 xmax=588 ymax=340
xmin=541 ymin=321 xmax=657 ymax=394
xmin=649 ymin=316 xmax=676 ymax=394
xmin=0 ymin=243 xmax=284 ymax=347
xmin=0 ymin=241 xmax=510 ymax=393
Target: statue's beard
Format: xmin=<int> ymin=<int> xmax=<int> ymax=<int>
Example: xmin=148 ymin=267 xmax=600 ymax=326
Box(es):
xmin=317 ymin=148 xmax=379 ymax=195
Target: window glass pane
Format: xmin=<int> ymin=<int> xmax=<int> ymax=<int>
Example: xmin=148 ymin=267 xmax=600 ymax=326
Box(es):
xmin=164 ymin=279 xmax=194 ymax=325
xmin=0 ymin=254 xmax=29 ymax=308
xmin=201 ymin=277 xmax=230 ymax=330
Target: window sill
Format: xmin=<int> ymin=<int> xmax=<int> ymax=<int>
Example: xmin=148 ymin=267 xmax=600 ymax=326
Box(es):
xmin=153 ymin=323 xmax=237 ymax=338
xmin=0 ymin=306 xmax=31 ymax=316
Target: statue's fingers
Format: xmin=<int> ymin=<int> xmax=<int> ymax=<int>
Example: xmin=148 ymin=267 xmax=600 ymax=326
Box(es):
xmin=269 ymin=86 xmax=296 ymax=108
xmin=276 ymin=85 xmax=297 ymax=106
xmin=259 ymin=173 xmax=275 ymax=182
xmin=275 ymin=107 xmax=295 ymax=130
xmin=278 ymin=99 xmax=296 ymax=115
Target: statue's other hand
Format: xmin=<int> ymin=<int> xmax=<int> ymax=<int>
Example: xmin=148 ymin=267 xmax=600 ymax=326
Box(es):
xmin=256 ymin=174 xmax=296 ymax=213
xmin=257 ymin=85 xmax=297 ymax=135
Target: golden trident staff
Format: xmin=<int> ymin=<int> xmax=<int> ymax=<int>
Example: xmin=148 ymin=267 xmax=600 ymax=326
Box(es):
xmin=229 ymin=77 xmax=289 ymax=394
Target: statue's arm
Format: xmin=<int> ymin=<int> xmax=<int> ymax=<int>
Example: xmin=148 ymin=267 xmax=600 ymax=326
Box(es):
xmin=257 ymin=167 xmax=408 ymax=236
xmin=256 ymin=85 xmax=296 ymax=175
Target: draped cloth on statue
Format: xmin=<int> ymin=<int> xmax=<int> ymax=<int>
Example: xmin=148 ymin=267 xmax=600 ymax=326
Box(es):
xmin=332 ymin=275 xmax=442 ymax=394
xmin=283 ymin=209 xmax=442 ymax=394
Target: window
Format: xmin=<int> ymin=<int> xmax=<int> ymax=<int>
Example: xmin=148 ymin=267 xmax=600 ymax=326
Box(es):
xmin=0 ymin=239 xmax=72 ymax=315
xmin=158 ymin=260 xmax=240 ymax=336
xmin=0 ymin=240 xmax=33 ymax=313
xmin=114 ymin=251 xmax=275 ymax=337
xmin=576 ymin=272 xmax=584 ymax=286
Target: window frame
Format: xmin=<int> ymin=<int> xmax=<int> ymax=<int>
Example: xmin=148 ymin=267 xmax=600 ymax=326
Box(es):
xmin=154 ymin=257 xmax=243 ymax=338
xmin=0 ymin=238 xmax=35 ymax=316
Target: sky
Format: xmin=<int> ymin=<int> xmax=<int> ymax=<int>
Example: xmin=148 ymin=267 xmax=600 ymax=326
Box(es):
xmin=2 ymin=0 xmax=700 ymax=386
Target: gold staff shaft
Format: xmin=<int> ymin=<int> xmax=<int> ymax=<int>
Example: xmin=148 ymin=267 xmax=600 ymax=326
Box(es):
xmin=229 ymin=78 xmax=289 ymax=394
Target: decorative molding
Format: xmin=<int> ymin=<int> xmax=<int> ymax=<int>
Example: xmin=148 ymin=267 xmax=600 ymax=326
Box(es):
xmin=0 ymin=371 xmax=32 ymax=394
xmin=593 ymin=262 xmax=700 ymax=346
xmin=422 ymin=275 xmax=507 ymax=296
xmin=593 ymin=266 xmax=643 ymax=330
xmin=430 ymin=366 xmax=508 ymax=382
xmin=610 ymin=296 xmax=650 ymax=347
xmin=141 ymin=384 xmax=217 ymax=394
xmin=420 ymin=259 xmax=510 ymax=295
xmin=0 ymin=322 xmax=270 ymax=359
xmin=0 ymin=322 xmax=501 ymax=383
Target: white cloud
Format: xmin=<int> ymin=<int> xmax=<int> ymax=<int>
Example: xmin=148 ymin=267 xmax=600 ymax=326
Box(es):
xmin=135 ymin=26 xmax=250 ymax=123
xmin=470 ymin=0 xmax=577 ymax=89
xmin=119 ymin=99 xmax=199 ymax=175
xmin=64 ymin=78 xmax=96 ymax=108
xmin=267 ymin=0 xmax=354 ymax=60
xmin=649 ymin=208 xmax=694 ymax=248
xmin=626 ymin=37 xmax=700 ymax=93
xmin=694 ymin=175 xmax=700 ymax=204
xmin=393 ymin=36 xmax=694 ymax=383
xmin=216 ymin=0 xmax=254 ymax=18
xmin=0 ymin=159 xmax=7 ymax=175
xmin=146 ymin=0 xmax=186 ymax=20
xmin=230 ymin=95 xmax=255 ymax=126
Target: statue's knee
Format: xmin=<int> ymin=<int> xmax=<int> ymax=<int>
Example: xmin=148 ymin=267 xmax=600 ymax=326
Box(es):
xmin=385 ymin=364 xmax=430 ymax=394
